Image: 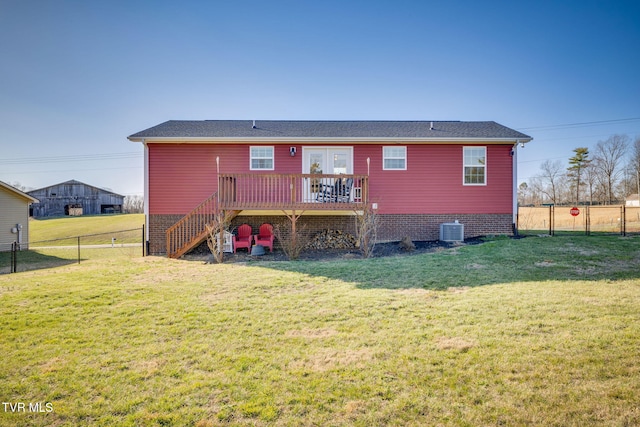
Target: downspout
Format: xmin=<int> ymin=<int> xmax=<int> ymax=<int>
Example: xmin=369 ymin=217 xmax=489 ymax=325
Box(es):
xmin=143 ymin=140 xmax=150 ymax=245
xmin=512 ymin=141 xmax=519 ymax=235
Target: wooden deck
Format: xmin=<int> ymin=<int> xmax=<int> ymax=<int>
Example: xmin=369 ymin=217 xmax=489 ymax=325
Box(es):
xmin=217 ymin=173 xmax=369 ymax=211
xmin=166 ymin=174 xmax=368 ymax=258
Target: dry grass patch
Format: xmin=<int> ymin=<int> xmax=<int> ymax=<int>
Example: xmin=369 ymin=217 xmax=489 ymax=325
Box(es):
xmin=465 ymin=262 xmax=486 ymax=269
xmin=535 ymin=260 xmax=555 ymax=267
xmin=38 ymin=357 xmax=66 ymax=374
xmin=435 ymin=336 xmax=477 ymax=352
xmin=290 ymin=348 xmax=374 ymax=372
xmin=130 ymin=358 xmax=167 ymax=378
xmin=448 ymin=286 xmax=471 ymax=293
xmin=285 ymin=328 xmax=338 ymax=339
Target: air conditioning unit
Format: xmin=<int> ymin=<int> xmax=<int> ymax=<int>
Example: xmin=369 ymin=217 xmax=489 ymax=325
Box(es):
xmin=440 ymin=221 xmax=464 ymax=242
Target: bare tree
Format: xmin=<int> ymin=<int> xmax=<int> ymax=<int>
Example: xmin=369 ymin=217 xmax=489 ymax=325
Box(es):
xmin=618 ymin=164 xmax=637 ymax=199
xmin=518 ymin=182 xmax=530 ymax=206
xmin=583 ymin=162 xmax=598 ymax=205
xmin=354 ymin=204 xmax=378 ymax=258
xmin=10 ymin=182 xmax=32 ymax=192
xmin=631 ymin=136 xmax=640 ymax=196
xmin=273 ymin=221 xmax=310 ymax=260
xmin=593 ymin=135 xmax=629 ymax=204
xmin=123 ymin=195 xmax=144 ymax=213
xmin=205 ymin=211 xmax=233 ymax=263
xmin=527 ymin=177 xmax=542 ymax=205
xmin=537 ymin=160 xmax=565 ymax=205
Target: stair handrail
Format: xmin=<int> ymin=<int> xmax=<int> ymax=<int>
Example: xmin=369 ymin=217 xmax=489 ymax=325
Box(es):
xmin=166 ymin=191 xmax=219 ymax=258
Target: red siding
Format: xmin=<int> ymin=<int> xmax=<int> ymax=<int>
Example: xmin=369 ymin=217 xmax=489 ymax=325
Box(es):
xmin=148 ymin=144 xmax=302 ymax=214
xmin=355 ymin=144 xmax=513 ymax=214
xmin=148 ymin=143 xmax=513 ymax=215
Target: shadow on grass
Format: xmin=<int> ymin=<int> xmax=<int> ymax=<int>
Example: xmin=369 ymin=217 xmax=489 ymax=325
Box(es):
xmin=519 ymin=230 xmax=640 ymax=237
xmin=0 ymin=250 xmax=80 ymax=274
xmin=249 ymin=235 xmax=640 ymax=290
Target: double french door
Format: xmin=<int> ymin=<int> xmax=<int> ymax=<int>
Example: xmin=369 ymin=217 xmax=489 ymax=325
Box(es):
xmin=302 ymin=147 xmax=353 ymax=202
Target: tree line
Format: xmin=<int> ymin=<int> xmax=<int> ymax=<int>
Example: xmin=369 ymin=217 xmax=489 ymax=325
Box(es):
xmin=123 ymin=195 xmax=144 ymax=213
xmin=519 ymin=134 xmax=640 ymax=206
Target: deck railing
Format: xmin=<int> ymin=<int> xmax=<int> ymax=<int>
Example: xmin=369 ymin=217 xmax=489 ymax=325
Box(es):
xmin=218 ymin=173 xmax=368 ymax=210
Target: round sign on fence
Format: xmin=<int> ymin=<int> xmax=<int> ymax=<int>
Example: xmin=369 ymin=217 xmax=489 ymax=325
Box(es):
xmin=570 ymin=207 xmax=580 ymax=217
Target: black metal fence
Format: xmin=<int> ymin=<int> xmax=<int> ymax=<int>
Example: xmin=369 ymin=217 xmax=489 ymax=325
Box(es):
xmin=0 ymin=227 xmax=145 ymax=274
xmin=518 ymin=205 xmax=640 ymax=236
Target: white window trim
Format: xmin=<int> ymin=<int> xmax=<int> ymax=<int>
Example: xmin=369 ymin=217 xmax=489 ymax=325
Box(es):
xmin=463 ymin=146 xmax=487 ymax=186
xmin=250 ymin=146 xmax=275 ymax=171
xmin=382 ymin=146 xmax=407 ymax=170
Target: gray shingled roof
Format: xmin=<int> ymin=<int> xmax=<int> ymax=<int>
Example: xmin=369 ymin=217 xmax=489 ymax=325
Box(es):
xmin=128 ymin=120 xmax=532 ymax=141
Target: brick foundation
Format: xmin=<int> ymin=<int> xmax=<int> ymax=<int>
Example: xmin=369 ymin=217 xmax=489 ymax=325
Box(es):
xmin=377 ymin=213 xmax=514 ymax=242
xmin=149 ymin=213 xmax=514 ymax=255
xmin=148 ymin=214 xmax=183 ymax=255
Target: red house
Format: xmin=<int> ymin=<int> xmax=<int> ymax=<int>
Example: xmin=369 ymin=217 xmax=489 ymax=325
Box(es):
xmin=128 ymin=120 xmax=532 ymax=257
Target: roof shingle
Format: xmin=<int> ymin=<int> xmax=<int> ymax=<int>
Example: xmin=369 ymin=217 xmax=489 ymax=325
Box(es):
xmin=128 ymin=120 xmax=532 ymax=141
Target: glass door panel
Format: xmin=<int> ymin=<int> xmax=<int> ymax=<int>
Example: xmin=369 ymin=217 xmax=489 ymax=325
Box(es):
xmin=332 ymin=153 xmax=347 ymax=174
xmin=308 ymin=151 xmax=325 ymax=195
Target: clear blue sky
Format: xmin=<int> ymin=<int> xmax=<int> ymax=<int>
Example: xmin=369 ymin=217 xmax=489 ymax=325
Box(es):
xmin=1 ymin=0 xmax=639 ymax=196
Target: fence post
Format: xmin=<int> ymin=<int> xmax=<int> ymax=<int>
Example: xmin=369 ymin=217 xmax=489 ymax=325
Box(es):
xmin=621 ymin=205 xmax=626 ymax=236
xmin=142 ymin=224 xmax=146 ymax=257
xmin=11 ymin=241 xmax=17 ymax=273
xmin=586 ymin=205 xmax=590 ymax=236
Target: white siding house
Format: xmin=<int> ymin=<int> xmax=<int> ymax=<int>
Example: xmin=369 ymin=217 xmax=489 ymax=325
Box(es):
xmin=0 ymin=181 xmax=38 ymax=251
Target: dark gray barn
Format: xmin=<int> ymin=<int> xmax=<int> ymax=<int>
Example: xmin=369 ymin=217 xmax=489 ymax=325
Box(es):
xmin=28 ymin=180 xmax=124 ymax=217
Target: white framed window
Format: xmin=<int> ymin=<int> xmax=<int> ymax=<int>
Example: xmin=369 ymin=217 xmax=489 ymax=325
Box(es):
xmin=250 ymin=146 xmax=274 ymax=170
xmin=463 ymin=146 xmax=486 ymax=185
xmin=383 ymin=146 xmax=407 ymax=170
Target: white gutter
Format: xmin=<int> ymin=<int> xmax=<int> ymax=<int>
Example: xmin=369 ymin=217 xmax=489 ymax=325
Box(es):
xmin=513 ymin=142 xmax=519 ymax=229
xmin=128 ymin=136 xmax=533 ymax=145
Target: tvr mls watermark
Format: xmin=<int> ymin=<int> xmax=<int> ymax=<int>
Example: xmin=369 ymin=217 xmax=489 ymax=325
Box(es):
xmin=2 ymin=402 xmax=53 ymax=413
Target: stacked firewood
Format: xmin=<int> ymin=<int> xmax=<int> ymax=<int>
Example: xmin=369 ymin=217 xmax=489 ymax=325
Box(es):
xmin=305 ymin=229 xmax=357 ymax=250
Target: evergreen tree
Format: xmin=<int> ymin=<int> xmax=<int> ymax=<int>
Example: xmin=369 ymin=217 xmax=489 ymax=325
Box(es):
xmin=567 ymin=147 xmax=590 ymax=204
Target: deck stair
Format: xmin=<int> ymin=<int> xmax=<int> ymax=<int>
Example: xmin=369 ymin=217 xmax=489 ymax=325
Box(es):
xmin=166 ymin=191 xmax=239 ymax=258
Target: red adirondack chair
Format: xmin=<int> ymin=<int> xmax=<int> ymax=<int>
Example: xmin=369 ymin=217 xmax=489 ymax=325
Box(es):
xmin=254 ymin=223 xmax=274 ymax=252
xmin=233 ymin=224 xmax=253 ymax=253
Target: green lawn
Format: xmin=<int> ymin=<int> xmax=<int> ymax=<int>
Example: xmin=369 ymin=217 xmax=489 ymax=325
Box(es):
xmin=29 ymin=214 xmax=144 ymax=245
xmin=1 ymin=235 xmax=639 ymax=426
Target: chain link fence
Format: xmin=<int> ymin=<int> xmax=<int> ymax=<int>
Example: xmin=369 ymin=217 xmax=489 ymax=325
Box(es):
xmin=518 ymin=205 xmax=640 ymax=236
xmin=0 ymin=227 xmax=145 ymax=274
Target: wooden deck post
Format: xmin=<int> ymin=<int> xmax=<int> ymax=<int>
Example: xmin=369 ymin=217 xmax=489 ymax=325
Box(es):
xmin=283 ymin=209 xmax=304 ymax=245
xmin=284 ymin=209 xmax=303 ymax=233
xmin=291 ymin=210 xmax=297 ymax=236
